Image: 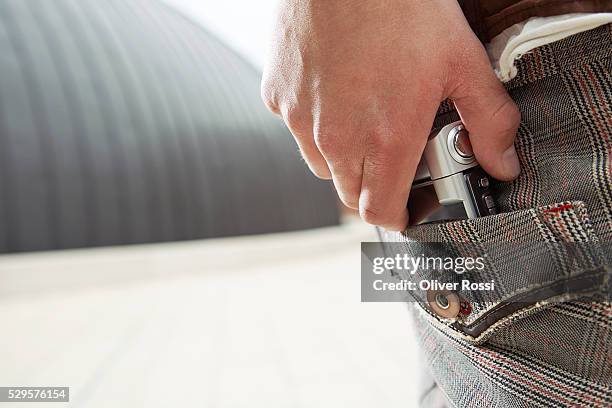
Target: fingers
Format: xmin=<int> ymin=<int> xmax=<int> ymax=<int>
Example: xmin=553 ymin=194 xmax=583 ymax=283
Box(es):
xmin=329 ymin=167 xmax=362 ymax=210
xmin=295 ymin=136 xmax=333 ymax=180
xmin=261 ymin=69 xmax=331 ymax=180
xmin=358 ymin=111 xmax=433 ymax=231
xmin=264 ymin=88 xmax=439 ymax=229
xmin=261 ymin=83 xmax=332 ymax=179
xmin=450 ymin=45 xmax=521 ymax=182
xmin=282 ymin=109 xmax=332 ymax=179
xmin=313 ymin=126 xmax=362 ymax=209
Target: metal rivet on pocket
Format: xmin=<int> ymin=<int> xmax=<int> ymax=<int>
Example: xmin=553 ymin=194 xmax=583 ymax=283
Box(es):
xmin=427 ymin=290 xmax=460 ymax=319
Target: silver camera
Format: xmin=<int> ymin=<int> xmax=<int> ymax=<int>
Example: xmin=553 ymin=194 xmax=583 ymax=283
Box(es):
xmin=408 ymin=121 xmax=498 ymax=225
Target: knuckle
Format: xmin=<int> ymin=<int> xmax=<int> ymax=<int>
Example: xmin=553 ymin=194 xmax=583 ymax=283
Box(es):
xmin=343 ymin=199 xmax=360 ymax=210
xmin=492 ymin=98 xmax=521 ymax=134
xmin=338 ymin=191 xmax=359 ymax=209
xmin=507 ymin=102 xmax=522 ymax=127
xmin=296 ymin=143 xmax=332 ymax=180
xmin=312 ymin=170 xmax=331 ymax=180
xmin=284 ymin=109 xmax=307 ymax=134
xmin=367 ymin=132 xmax=390 ymax=152
xmin=307 ymin=162 xmax=332 ymax=180
xmin=313 ymin=130 xmax=337 ymax=155
xmin=366 ymin=129 xmax=402 ymax=157
xmin=360 ymin=206 xmax=384 ymax=225
xmin=260 ymin=83 xmax=279 ymax=114
xmin=360 ymin=193 xmax=405 ymax=228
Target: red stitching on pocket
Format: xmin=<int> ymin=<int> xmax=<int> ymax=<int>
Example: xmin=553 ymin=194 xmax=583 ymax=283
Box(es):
xmin=460 ymin=299 xmax=472 ymax=316
xmin=543 ymin=203 xmax=574 ymax=214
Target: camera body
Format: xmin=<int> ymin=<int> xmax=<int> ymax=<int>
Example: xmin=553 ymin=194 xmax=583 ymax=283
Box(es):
xmin=409 ymin=121 xmax=498 ymax=225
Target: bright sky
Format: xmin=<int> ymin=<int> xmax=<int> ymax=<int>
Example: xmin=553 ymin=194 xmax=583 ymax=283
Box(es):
xmin=162 ymin=0 xmax=279 ymax=69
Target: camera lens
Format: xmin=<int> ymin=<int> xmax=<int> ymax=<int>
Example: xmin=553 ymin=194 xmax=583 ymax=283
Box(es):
xmin=453 ymin=128 xmax=473 ymax=158
xmin=444 ymin=123 xmax=476 ymax=166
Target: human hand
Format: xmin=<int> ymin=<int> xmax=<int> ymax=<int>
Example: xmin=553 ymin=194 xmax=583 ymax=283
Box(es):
xmin=261 ymin=0 xmax=521 ymax=230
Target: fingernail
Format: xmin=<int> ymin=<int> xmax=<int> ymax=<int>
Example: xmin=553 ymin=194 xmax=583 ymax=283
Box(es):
xmin=502 ymin=145 xmax=521 ymax=179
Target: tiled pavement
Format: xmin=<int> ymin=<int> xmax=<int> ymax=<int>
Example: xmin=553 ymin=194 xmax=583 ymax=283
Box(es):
xmin=0 ymin=222 xmax=420 ymax=407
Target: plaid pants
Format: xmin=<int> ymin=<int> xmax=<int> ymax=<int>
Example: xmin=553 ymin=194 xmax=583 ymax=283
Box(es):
xmin=380 ymin=24 xmax=612 ymax=407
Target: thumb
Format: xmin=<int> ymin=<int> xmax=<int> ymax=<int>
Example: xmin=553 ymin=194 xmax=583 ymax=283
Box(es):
xmin=450 ymin=51 xmax=521 ymax=181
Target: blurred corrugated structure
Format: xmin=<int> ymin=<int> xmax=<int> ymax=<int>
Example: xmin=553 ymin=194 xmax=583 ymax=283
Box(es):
xmin=0 ymin=0 xmax=339 ymax=253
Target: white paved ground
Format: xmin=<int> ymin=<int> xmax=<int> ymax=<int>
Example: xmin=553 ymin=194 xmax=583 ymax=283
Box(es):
xmin=0 ymin=221 xmax=420 ymax=408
